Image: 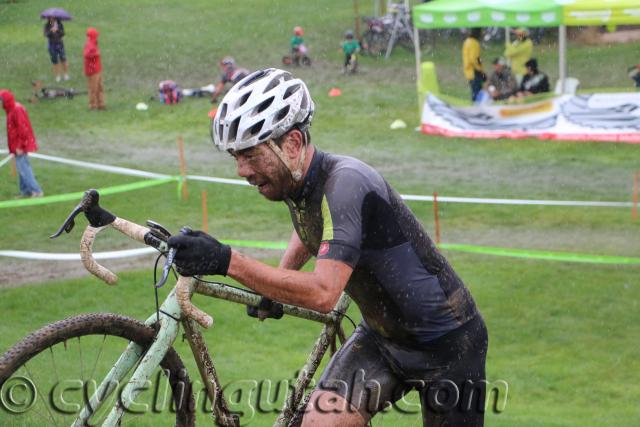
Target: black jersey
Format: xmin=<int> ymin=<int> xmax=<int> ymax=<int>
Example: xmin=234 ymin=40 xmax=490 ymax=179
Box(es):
xmin=285 ymin=150 xmax=478 ymax=346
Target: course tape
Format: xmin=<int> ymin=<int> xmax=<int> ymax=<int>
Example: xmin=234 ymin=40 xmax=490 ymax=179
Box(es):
xmin=0 ymin=154 xmax=13 ymax=169
xmin=0 ymin=177 xmax=177 ymax=209
xmin=439 ymin=243 xmax=640 ymax=265
xmin=0 ymin=149 xmax=632 ymax=208
xmin=2 ymin=240 xmax=638 ymax=265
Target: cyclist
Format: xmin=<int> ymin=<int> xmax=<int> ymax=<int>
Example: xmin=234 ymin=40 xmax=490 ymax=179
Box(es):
xmin=210 ymin=56 xmax=250 ymax=103
xmin=169 ymin=68 xmax=488 ymax=426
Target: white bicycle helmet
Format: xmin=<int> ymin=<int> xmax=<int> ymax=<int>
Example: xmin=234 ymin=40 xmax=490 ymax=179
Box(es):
xmin=212 ymin=68 xmax=314 ymax=152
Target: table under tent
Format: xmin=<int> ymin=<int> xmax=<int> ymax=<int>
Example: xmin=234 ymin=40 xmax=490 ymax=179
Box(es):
xmin=411 ymin=0 xmax=640 ymax=143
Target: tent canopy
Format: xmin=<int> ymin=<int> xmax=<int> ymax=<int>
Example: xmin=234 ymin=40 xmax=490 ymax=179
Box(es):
xmin=413 ymin=0 xmax=640 ymax=29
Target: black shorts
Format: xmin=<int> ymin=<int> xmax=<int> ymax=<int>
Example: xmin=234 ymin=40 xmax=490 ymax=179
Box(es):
xmin=48 ymin=42 xmax=66 ymax=64
xmin=314 ymin=315 xmax=488 ymax=425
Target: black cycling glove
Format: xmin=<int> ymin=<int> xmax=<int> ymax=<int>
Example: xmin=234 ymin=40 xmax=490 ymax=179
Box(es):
xmin=168 ymin=229 xmax=231 ymax=277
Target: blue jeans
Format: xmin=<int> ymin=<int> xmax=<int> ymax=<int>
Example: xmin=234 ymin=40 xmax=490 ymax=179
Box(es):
xmin=15 ymin=154 xmax=42 ymax=196
xmin=469 ymin=75 xmax=484 ymax=102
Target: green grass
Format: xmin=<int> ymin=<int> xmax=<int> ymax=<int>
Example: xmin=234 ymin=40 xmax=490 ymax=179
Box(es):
xmin=1 ymin=1 xmax=639 ymax=426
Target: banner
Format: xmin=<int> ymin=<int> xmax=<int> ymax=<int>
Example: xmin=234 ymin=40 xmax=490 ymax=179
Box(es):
xmin=420 ymin=93 xmax=640 ymax=143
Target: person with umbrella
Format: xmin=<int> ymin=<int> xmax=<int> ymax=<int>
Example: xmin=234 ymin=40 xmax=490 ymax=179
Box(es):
xmin=41 ymin=8 xmax=71 ymax=82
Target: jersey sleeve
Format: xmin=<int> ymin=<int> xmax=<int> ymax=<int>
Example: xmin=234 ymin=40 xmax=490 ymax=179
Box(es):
xmin=317 ymin=166 xmax=381 ymax=267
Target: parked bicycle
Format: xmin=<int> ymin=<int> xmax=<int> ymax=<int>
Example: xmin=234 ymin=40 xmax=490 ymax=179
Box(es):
xmin=0 ymin=189 xmax=350 ymax=426
xmin=361 ymin=1 xmax=416 ymax=58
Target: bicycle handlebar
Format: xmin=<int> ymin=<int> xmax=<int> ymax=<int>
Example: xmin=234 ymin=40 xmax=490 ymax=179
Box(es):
xmin=58 ymin=189 xmax=342 ymax=330
xmin=80 ymin=218 xmax=214 ymax=328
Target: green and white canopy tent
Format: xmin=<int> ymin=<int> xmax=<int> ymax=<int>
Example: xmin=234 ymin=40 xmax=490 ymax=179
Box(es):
xmin=411 ymin=0 xmax=640 ymax=93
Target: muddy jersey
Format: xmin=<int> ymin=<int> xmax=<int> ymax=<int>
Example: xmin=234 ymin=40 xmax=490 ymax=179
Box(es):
xmin=286 ymin=150 xmax=478 ymax=346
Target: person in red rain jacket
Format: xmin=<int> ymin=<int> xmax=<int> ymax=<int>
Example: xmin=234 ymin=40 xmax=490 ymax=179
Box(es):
xmin=0 ymin=90 xmax=43 ymax=197
xmin=83 ymin=27 xmax=105 ymax=110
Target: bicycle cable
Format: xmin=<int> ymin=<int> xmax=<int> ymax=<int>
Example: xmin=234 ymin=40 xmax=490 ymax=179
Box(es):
xmin=152 ymin=251 xmax=165 ymax=327
xmin=332 ymin=310 xmax=357 ymax=330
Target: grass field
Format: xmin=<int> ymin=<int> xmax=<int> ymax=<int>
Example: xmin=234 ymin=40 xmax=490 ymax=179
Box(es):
xmin=1 ymin=1 xmax=639 ymax=426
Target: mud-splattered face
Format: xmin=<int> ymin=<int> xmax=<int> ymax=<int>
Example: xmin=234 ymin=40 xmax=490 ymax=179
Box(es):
xmin=232 ymin=142 xmax=292 ymax=201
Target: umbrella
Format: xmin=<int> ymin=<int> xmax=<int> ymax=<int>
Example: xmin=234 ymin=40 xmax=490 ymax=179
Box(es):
xmin=40 ymin=8 xmax=72 ymax=21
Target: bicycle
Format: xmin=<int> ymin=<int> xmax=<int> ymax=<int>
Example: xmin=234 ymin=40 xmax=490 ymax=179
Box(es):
xmin=0 ymin=189 xmax=351 ymax=426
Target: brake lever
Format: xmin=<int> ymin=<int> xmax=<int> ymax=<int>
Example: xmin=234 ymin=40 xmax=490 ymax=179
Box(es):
xmin=49 ymin=190 xmax=96 ymax=240
xmin=155 ymin=247 xmax=176 ymax=288
xmin=50 ymin=189 xmax=109 ymax=239
xmin=154 ymin=226 xmax=192 ymax=288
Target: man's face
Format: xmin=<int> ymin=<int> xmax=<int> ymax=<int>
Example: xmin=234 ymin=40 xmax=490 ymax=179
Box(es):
xmin=232 ymin=143 xmax=292 ymax=201
xmin=494 ymin=63 xmax=504 ymax=73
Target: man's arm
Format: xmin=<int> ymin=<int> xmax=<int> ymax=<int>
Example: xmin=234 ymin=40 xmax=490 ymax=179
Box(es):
xmin=279 ymin=229 xmax=311 ymax=270
xmin=211 ymin=81 xmax=225 ymax=102
xmin=227 ymin=251 xmax=352 ymax=314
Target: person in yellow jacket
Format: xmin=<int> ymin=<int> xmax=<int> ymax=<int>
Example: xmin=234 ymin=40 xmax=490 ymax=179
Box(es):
xmin=504 ymin=27 xmax=533 ymax=85
xmin=462 ymin=28 xmax=485 ymax=102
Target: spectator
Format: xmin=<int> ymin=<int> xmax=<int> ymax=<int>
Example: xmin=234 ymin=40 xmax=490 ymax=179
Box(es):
xmin=504 ymin=27 xmax=533 ymax=85
xmin=211 ymin=57 xmax=250 ymax=103
xmin=0 ymin=90 xmax=43 ymax=198
xmin=462 ymin=28 xmax=485 ymax=102
xmin=44 ymin=17 xmax=69 ymax=82
xmin=290 ymin=26 xmax=306 ymax=65
xmin=83 ymin=27 xmax=105 ymax=110
xmin=517 ymin=58 xmax=550 ymax=98
xmin=158 ymin=80 xmax=182 ymax=104
xmin=628 ymin=65 xmax=640 ymax=89
xmin=341 ymin=30 xmax=360 ymax=74
xmin=487 ymin=57 xmax=518 ymax=101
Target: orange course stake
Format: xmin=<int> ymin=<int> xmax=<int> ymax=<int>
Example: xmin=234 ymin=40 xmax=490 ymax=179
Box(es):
xmin=433 ymin=191 xmax=441 ymax=245
xmin=177 ymin=136 xmax=188 ymax=200
xmin=201 ymin=190 xmax=209 ymax=233
xmin=10 ymin=156 xmax=16 ymax=177
xmin=633 ymin=172 xmax=639 ymax=220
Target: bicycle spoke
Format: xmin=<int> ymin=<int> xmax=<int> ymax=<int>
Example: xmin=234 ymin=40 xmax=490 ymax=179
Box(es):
xmin=88 ymin=334 xmax=107 ymax=384
xmin=48 ymin=346 xmax=60 ymax=384
xmin=78 ymin=336 xmax=84 ymax=381
xmin=24 ymin=362 xmax=60 ymax=427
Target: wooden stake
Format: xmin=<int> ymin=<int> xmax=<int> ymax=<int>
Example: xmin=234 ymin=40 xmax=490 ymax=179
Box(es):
xmin=354 ymin=0 xmax=360 ymax=39
xmin=202 ymin=190 xmax=209 ymax=233
xmin=10 ymin=156 xmax=16 ymax=177
xmin=633 ymin=171 xmax=639 ymax=220
xmin=433 ymin=191 xmax=441 ymax=245
xmin=177 ymin=136 xmax=188 ymax=200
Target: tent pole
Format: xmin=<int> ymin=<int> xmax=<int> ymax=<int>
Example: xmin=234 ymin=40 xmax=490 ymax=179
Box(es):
xmin=559 ymin=24 xmax=567 ymax=93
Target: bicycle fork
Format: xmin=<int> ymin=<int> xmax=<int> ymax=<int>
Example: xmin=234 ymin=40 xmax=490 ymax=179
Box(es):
xmin=72 ymin=289 xmax=182 ymax=427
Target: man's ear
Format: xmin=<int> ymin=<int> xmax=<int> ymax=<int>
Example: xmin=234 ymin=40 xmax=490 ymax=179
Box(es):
xmin=282 ymin=129 xmax=304 ymax=160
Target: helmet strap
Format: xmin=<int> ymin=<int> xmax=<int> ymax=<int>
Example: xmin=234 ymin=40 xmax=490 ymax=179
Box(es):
xmin=266 ymin=136 xmax=306 ymax=183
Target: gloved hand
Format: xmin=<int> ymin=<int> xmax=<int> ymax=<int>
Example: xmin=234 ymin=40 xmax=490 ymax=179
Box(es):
xmin=247 ymin=297 xmax=284 ymax=321
xmin=168 ymin=228 xmax=231 ymax=276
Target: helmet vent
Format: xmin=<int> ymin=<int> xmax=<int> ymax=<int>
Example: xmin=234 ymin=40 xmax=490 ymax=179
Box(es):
xmin=228 ymin=117 xmax=240 ymax=142
xmin=258 ymin=130 xmax=273 ymax=141
xmin=246 ymin=120 xmax=265 ymax=138
xmin=275 ymin=105 xmax=290 ymax=122
xmin=239 ymin=69 xmax=267 ymax=89
xmin=219 ymin=103 xmax=228 ymax=121
xmin=283 ymin=84 xmax=300 ymax=100
xmin=237 ymin=91 xmax=251 ymax=108
xmin=264 ymin=77 xmax=281 ymax=93
xmin=256 ymin=96 xmax=275 ymax=114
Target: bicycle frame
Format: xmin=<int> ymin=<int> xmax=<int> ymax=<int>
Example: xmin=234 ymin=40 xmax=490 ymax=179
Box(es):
xmin=74 ymin=217 xmax=351 ymax=427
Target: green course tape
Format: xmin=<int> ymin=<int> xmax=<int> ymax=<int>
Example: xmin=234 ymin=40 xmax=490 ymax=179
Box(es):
xmin=222 ymin=239 xmax=288 ymax=250
xmin=219 ymin=239 xmax=640 ymax=265
xmin=0 ymin=177 xmax=178 ymax=209
xmin=439 ymin=243 xmax=640 ymax=265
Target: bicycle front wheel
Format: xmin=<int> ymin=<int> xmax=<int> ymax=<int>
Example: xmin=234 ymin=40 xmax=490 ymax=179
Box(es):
xmin=0 ymin=313 xmax=195 ymax=426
